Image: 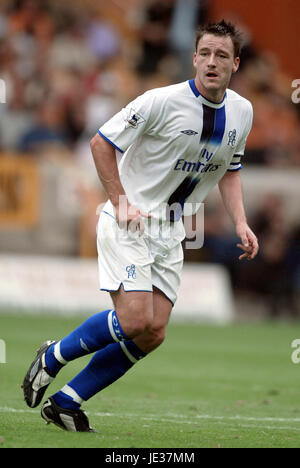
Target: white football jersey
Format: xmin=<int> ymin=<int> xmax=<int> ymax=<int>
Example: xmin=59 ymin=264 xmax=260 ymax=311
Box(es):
xmin=98 ymin=79 xmax=253 ymax=221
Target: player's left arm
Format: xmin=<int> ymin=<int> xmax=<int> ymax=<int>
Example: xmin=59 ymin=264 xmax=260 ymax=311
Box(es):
xmin=218 ymin=170 xmax=259 ymax=260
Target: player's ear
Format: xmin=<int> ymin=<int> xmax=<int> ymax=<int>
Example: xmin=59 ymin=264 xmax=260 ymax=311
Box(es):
xmin=232 ymin=56 xmax=240 ymax=74
xmin=193 ymin=51 xmax=197 ymax=69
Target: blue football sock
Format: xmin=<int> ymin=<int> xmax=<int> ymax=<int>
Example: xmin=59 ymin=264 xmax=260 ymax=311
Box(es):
xmin=45 ymin=342 xmax=65 ymax=376
xmin=45 ymin=309 xmax=127 ymax=376
xmin=52 ymin=389 xmax=81 ymax=411
xmin=52 ymin=340 xmax=146 ymax=409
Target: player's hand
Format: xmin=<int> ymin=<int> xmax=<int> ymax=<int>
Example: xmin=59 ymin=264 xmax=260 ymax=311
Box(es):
xmin=115 ymin=199 xmax=151 ymax=235
xmin=236 ymin=222 xmax=259 ymax=261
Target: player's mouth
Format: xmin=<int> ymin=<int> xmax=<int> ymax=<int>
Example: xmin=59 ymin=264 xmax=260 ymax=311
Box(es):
xmin=206 ymin=72 xmax=219 ymax=79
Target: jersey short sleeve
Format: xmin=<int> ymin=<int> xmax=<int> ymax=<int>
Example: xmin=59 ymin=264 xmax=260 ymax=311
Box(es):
xmin=227 ymin=100 xmax=253 ymax=172
xmin=98 ymin=91 xmax=155 ymax=153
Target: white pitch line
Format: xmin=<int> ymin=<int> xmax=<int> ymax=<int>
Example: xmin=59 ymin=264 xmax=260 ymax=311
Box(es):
xmin=225 ymin=423 xmax=300 ymax=432
xmin=2 ymin=406 xmax=300 ymax=430
xmin=0 ymin=406 xmax=39 ymax=414
xmin=166 ymin=413 xmax=300 ymax=424
xmin=93 ymin=410 xmax=300 ymax=425
xmin=127 ymin=416 xmax=300 ymax=432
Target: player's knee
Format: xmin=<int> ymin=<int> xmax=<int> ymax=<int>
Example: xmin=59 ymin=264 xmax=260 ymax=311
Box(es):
xmin=117 ymin=300 xmax=153 ymax=338
xmin=145 ymin=326 xmax=166 ymax=352
xmin=126 ymin=315 xmax=152 ymax=338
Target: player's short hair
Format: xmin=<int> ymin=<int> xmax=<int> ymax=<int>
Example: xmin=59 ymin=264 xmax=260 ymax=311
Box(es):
xmin=195 ymin=20 xmax=244 ymax=58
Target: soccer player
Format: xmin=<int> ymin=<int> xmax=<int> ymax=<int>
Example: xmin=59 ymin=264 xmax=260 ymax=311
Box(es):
xmin=22 ymin=20 xmax=259 ymax=432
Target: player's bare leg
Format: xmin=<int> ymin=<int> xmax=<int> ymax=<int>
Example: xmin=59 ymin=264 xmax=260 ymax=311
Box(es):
xmin=111 ymin=286 xmax=172 ymax=354
xmin=133 ymin=287 xmax=172 ymax=353
xmin=110 ymin=287 xmax=154 ymax=339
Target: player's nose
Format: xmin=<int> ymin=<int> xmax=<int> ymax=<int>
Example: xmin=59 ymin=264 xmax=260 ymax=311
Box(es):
xmin=207 ymin=54 xmax=217 ymax=67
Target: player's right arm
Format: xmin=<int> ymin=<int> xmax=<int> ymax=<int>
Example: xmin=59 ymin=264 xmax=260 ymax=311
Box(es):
xmin=90 ymin=133 xmax=126 ymax=209
xmin=90 ymin=133 xmax=150 ymax=231
xmin=91 ymin=90 xmax=156 ymax=231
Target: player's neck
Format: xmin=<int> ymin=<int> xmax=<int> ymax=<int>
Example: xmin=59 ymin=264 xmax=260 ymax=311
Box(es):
xmin=194 ymin=77 xmax=226 ymax=104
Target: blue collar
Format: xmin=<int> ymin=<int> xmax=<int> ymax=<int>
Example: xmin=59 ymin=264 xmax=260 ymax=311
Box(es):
xmin=188 ymin=79 xmax=227 ymax=106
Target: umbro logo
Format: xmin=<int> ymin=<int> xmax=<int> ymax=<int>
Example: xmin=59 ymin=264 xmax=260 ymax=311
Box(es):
xmin=80 ymin=338 xmax=90 ymax=352
xmin=181 ymin=130 xmax=198 ymax=136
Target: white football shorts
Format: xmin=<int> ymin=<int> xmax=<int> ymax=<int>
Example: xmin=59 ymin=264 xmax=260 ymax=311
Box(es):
xmin=97 ymin=201 xmax=185 ymax=305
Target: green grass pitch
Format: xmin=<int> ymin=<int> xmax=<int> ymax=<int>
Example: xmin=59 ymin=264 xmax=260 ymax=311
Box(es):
xmin=1 ymin=312 xmax=300 ymax=448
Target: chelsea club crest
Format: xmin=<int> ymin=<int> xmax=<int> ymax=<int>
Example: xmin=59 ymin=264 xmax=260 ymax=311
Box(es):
xmin=227 ymin=129 xmax=237 ymax=147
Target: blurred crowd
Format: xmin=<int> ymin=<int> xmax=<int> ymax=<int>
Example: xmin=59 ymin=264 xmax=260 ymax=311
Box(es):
xmin=0 ymin=0 xmax=299 ymax=165
xmin=0 ymin=0 xmax=207 ymax=159
xmin=0 ymin=0 xmax=299 ymax=316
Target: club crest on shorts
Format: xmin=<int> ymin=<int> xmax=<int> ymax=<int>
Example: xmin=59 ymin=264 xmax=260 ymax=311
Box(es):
xmin=124 ymin=108 xmax=145 ymax=129
xmin=126 ymin=264 xmax=136 ymax=279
